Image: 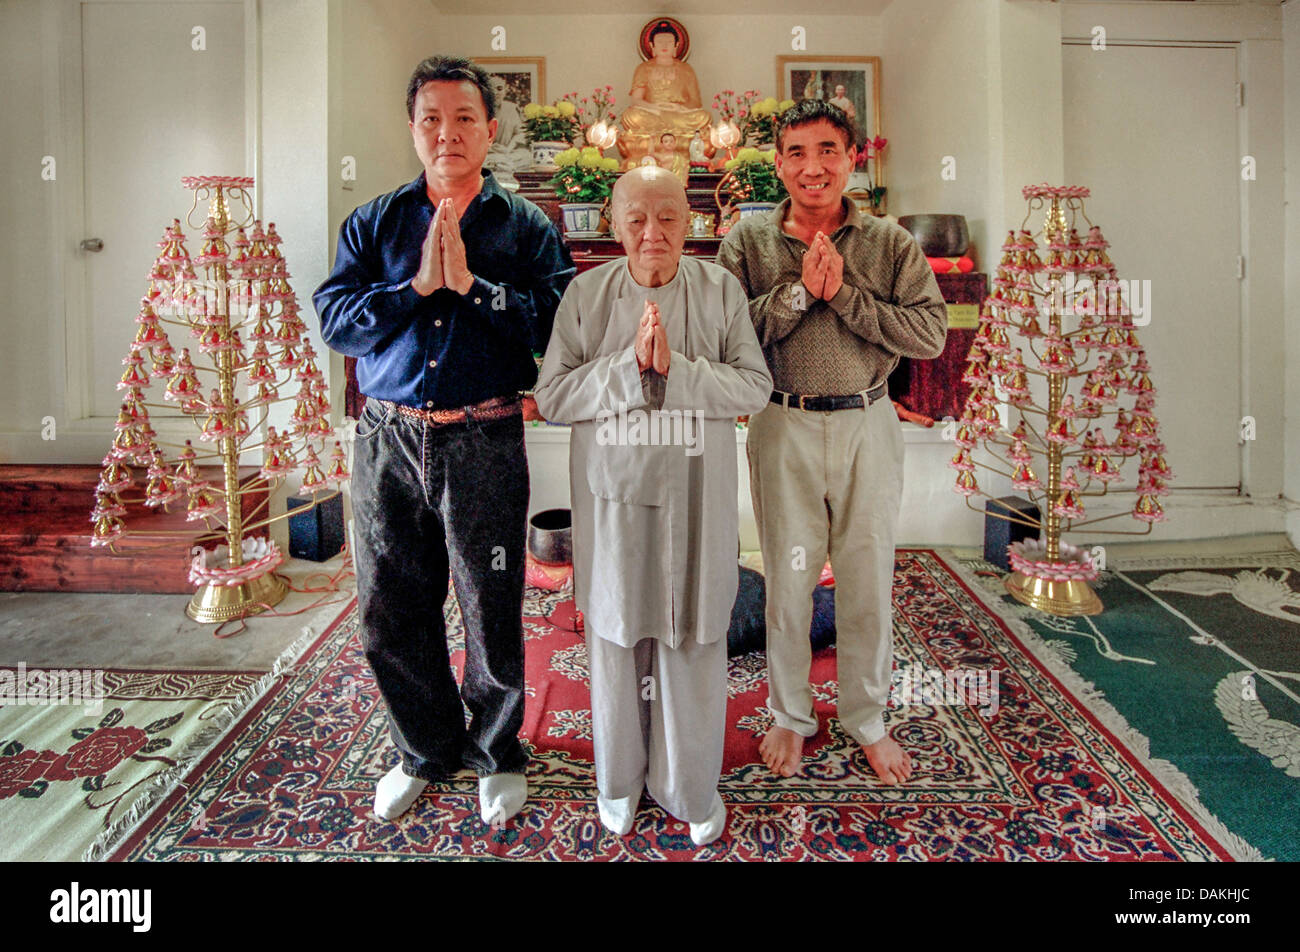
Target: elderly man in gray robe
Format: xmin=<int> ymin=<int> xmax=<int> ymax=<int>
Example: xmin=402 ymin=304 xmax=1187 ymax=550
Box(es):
xmin=534 ymin=166 xmax=771 ymax=847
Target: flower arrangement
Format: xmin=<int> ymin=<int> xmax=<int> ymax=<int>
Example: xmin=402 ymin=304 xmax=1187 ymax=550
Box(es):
xmin=522 ymin=99 xmax=582 ymax=144
xmin=549 ymin=147 xmax=621 ymax=204
xmin=852 ymin=136 xmax=888 ymax=209
xmin=723 ymin=147 xmax=787 ymax=204
xmin=711 ymin=88 xmax=761 ymax=126
xmin=742 ymin=97 xmax=796 ymax=147
xmin=573 ymin=85 xmax=617 ymax=127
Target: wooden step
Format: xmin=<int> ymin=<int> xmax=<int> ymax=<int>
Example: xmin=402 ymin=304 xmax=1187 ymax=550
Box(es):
xmin=0 ymin=464 xmax=268 ymax=594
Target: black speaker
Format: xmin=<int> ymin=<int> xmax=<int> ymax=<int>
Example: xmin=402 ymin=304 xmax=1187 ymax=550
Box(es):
xmin=287 ymin=493 xmax=345 ymax=562
xmin=983 ymin=495 xmax=1040 ymax=572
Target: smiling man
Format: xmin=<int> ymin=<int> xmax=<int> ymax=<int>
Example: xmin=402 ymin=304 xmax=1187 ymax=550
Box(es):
xmin=717 ymin=99 xmax=946 ymax=785
xmin=313 ymin=55 xmax=574 ymax=826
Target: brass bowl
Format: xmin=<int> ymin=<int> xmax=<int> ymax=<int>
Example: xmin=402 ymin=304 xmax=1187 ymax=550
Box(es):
xmin=897 ymin=214 xmax=970 ymax=257
xmin=527 ymin=508 xmax=572 ymax=565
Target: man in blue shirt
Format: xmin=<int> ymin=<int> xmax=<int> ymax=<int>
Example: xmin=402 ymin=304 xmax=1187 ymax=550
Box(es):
xmin=314 ymin=55 xmax=574 ymax=827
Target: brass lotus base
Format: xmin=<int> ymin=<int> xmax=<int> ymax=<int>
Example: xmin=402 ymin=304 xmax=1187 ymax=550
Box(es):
xmin=186 ymin=571 xmax=289 ymax=623
xmin=1004 ymin=571 xmax=1103 ymax=616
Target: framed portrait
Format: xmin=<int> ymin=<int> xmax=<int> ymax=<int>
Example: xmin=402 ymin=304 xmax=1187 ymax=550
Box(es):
xmin=776 ymin=54 xmax=882 ymax=146
xmin=474 ymin=57 xmax=545 ymax=175
xmin=474 ymin=56 xmax=545 ymax=108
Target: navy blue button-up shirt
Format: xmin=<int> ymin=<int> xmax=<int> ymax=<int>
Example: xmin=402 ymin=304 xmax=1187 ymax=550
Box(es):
xmin=313 ymin=169 xmax=575 ymax=409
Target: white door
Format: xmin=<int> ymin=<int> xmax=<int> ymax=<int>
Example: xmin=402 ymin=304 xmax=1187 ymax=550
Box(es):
xmin=1062 ymin=43 xmax=1241 ymax=490
xmin=76 ymin=1 xmax=247 ymax=421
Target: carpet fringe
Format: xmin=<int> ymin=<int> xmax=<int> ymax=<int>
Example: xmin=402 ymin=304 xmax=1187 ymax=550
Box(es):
xmin=82 ymin=618 xmax=334 ymax=862
xmin=937 ymin=551 xmax=1270 ymax=863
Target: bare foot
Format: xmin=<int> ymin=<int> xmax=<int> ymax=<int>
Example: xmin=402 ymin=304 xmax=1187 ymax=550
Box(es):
xmin=862 ymin=735 xmax=913 ymax=784
xmin=759 ymin=726 xmax=805 ymax=777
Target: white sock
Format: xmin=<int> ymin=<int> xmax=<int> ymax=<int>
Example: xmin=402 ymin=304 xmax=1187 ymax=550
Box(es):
xmin=689 ymin=793 xmax=726 ymax=847
xmin=597 ymin=793 xmax=638 ymax=836
xmin=479 ymin=773 xmax=528 ymax=828
xmin=374 ymin=764 xmax=427 ymax=820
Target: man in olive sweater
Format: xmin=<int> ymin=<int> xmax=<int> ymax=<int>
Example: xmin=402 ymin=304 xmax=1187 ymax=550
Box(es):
xmin=717 ymin=99 xmax=946 ymax=783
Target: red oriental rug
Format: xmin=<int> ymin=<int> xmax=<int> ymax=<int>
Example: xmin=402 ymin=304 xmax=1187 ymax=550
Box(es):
xmin=96 ymin=550 xmax=1237 ymax=861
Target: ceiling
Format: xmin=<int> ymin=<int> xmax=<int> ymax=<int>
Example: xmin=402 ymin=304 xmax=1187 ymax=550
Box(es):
xmin=429 ymin=0 xmax=897 ymax=15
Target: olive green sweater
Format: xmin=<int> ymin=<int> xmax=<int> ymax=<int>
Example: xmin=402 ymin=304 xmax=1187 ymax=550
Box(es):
xmin=716 ymin=197 xmax=947 ymax=396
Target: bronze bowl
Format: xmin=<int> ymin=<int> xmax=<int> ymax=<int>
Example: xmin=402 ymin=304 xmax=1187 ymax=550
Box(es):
xmin=527 ymin=508 xmax=572 ymax=565
xmin=897 ymin=214 xmax=970 ymax=257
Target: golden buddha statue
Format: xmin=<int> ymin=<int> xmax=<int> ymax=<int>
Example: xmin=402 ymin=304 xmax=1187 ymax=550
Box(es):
xmin=618 ymin=21 xmax=712 ymax=184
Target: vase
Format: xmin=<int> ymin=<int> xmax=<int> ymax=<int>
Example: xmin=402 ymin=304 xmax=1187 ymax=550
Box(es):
xmin=560 ymin=202 xmax=604 ymax=238
xmin=531 ymin=141 xmax=570 ymax=172
xmin=736 ymin=201 xmax=777 ymax=219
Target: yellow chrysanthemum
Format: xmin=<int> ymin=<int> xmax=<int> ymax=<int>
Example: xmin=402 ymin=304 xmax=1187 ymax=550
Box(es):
xmin=554 ymin=148 xmax=580 ymax=167
xmin=577 ymin=150 xmax=598 ymax=168
xmin=723 ymin=157 xmax=739 ymax=170
xmin=735 ymin=147 xmax=763 ymax=164
xmin=759 ymin=97 xmax=779 ymax=112
xmin=522 ymin=103 xmax=542 ymax=119
xmin=778 ymin=99 xmax=795 ymax=112
xmin=557 ymin=101 xmax=577 ymax=117
xmin=542 ymin=105 xmax=559 ymax=118
xmin=600 ymin=157 xmax=620 ymax=172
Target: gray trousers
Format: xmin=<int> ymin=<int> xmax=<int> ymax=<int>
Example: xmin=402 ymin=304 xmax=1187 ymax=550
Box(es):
xmin=586 ymin=629 xmax=727 ymax=824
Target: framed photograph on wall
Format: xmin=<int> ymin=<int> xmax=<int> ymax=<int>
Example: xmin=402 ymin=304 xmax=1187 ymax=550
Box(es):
xmin=776 ymin=54 xmax=882 ymax=150
xmin=474 ymin=56 xmax=545 ymax=107
xmin=474 ymin=57 xmax=546 ymax=175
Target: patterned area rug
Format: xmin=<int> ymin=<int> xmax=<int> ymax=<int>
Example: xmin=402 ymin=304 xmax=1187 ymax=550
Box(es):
xmin=0 ymin=667 xmax=268 ymax=861
xmin=958 ymin=549 xmax=1299 ymax=861
xmin=97 ymin=550 xmax=1242 ymax=861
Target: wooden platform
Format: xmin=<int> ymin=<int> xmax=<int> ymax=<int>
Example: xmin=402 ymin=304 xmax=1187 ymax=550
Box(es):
xmin=0 ymin=464 xmax=267 ymax=594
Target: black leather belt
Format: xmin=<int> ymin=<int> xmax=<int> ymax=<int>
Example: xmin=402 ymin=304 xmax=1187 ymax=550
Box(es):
xmin=770 ymin=382 xmax=888 ymax=411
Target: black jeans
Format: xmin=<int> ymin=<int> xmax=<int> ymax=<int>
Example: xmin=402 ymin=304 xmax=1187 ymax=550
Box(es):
xmin=351 ymin=397 xmax=530 ymax=780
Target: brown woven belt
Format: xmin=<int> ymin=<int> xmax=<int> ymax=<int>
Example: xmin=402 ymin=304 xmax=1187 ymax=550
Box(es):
xmin=377 ymin=394 xmax=522 ymax=426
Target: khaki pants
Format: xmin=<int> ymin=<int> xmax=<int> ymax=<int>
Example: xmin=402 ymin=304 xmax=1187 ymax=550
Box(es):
xmin=746 ymin=395 xmax=903 ymax=747
xmin=586 ymin=630 xmax=728 ymax=824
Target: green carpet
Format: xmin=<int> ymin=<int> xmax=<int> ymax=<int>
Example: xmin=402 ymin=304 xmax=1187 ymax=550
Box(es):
xmin=954 ymin=549 xmax=1300 ymax=861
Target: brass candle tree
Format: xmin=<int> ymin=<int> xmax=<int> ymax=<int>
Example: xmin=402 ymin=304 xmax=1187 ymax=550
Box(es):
xmin=951 ymin=184 xmax=1171 ymax=616
xmin=89 ymin=175 xmax=348 ymax=623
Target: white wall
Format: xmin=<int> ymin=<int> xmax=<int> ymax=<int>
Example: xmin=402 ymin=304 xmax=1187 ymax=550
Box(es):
xmin=4 ymin=0 xmax=1294 ymax=548
xmin=1285 ymin=0 xmax=1300 ymax=547
xmin=0 ymin=1 xmax=67 ymax=462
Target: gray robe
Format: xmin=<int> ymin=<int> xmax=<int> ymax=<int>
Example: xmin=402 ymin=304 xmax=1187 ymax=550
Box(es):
xmin=533 ymin=255 xmax=772 ymax=649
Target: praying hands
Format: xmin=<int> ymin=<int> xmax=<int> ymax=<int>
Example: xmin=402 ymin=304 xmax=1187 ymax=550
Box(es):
xmin=635 ymin=299 xmax=671 ymax=375
xmin=800 ymin=231 xmax=844 ymax=302
xmin=411 ymin=197 xmax=474 ymax=296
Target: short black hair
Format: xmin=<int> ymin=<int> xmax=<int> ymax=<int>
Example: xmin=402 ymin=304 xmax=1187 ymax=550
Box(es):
xmin=406 ymin=55 xmax=496 ymax=122
xmin=776 ymin=99 xmax=857 ymax=154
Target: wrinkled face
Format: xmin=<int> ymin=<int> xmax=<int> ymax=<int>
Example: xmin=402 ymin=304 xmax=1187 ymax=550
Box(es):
xmin=612 ymin=173 xmax=689 ymax=277
xmin=776 ymin=119 xmax=853 ymax=215
xmin=409 ymin=80 xmax=497 ymax=180
xmin=650 ymin=31 xmax=678 ymax=59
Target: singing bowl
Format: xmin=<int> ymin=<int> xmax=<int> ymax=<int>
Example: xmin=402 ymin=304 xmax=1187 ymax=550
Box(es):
xmin=897 ymin=214 xmax=970 ymax=257
xmin=527 ymin=508 xmax=573 ymax=565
